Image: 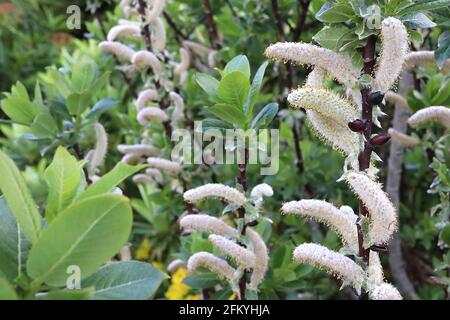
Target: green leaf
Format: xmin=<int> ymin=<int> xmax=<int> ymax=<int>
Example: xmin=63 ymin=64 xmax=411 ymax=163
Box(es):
xmin=1 ymin=82 xmax=39 ymax=125
xmin=217 ymin=71 xmax=250 ymax=109
xmin=47 ymin=67 xmax=72 ymax=98
xmin=208 ymin=103 xmax=247 ymax=128
xmin=183 ymin=273 xmax=220 ymax=289
xmin=195 ymin=73 xmax=219 ymax=98
xmin=440 ymin=223 xmax=450 ymax=246
xmin=0 ymin=197 xmax=31 ymax=282
xmin=44 ymin=147 xmax=83 ymax=223
xmin=82 ymin=261 xmax=167 ymax=300
xmin=0 ymin=150 xmax=41 ymax=244
xmin=88 ymin=72 xmax=110 ymax=96
xmin=196 ymin=118 xmax=234 ymax=133
xmin=313 ymin=26 xmax=354 ymax=51
xmin=244 ymin=61 xmax=269 ymax=115
xmin=71 ymin=57 xmax=98 ymax=94
xmin=399 ymin=0 xmax=450 ymax=15
xmin=30 ymin=112 xmax=58 ymax=139
xmin=26 ymin=194 xmax=133 ymax=287
xmin=315 ymin=2 xmax=355 ymax=23
xmin=0 ymin=278 xmax=17 ymax=300
xmin=37 ymin=288 xmax=94 ymax=300
xmin=223 ymin=55 xmax=251 ymax=79
xmin=66 ymin=92 xmax=92 ymax=116
xmin=251 ymin=103 xmax=279 ymax=129
xmin=401 ymin=13 xmax=437 ymax=28
xmin=86 ymin=98 xmax=118 ymax=119
xmin=77 ymin=163 xmax=145 ymax=201
xmin=436 ymin=31 xmax=450 ymax=68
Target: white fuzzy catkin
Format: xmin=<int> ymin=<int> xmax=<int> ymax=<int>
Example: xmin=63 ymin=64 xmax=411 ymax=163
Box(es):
xmin=146 ymin=0 xmax=166 ymax=22
xmin=89 ymin=123 xmax=108 ymax=169
xmin=368 ymin=251 xmax=384 ymax=286
xmin=179 ymin=214 xmax=238 ymax=238
xmin=388 ymin=128 xmax=419 ymax=148
xmin=208 ymin=50 xmax=218 ymax=68
xmin=187 ymin=252 xmax=236 ymax=281
xmin=99 ymin=41 xmax=135 ymax=62
xmin=118 ymin=19 xmax=140 ymax=26
xmin=404 ymin=51 xmax=450 ymax=71
xmin=183 ymin=184 xmax=246 ymax=206
xmin=293 ymin=243 xmax=366 ymax=290
xmin=137 ymin=107 xmax=169 ymax=125
xmin=132 ymin=174 xmax=154 ymax=185
xmin=145 ymin=168 xmax=163 ymax=184
xmin=250 ymin=183 xmax=274 ymax=199
xmin=169 ymin=91 xmax=185 ymax=125
xmin=174 ymin=48 xmax=191 ymax=75
xmin=345 ymin=171 xmax=397 ymax=245
xmin=265 ymin=42 xmax=358 ymax=86
xmin=306 ymin=110 xmax=360 ymax=155
xmin=107 ymin=25 xmax=141 ymax=42
xmin=282 ymin=200 xmax=358 ymax=252
xmin=373 ymin=17 xmax=409 ymax=93
xmin=182 ymin=40 xmax=213 ymax=55
xmin=408 ymin=106 xmax=450 ymax=129
xmin=151 ymin=17 xmax=166 ymax=52
xmin=121 ymin=153 xmax=141 ymax=164
xmin=305 ymin=67 xmax=326 ymax=87
xmin=384 ymin=91 xmax=409 ymax=109
xmin=118 ymin=144 xmax=160 ymax=157
xmin=167 ymin=259 xmax=186 ymax=274
xmin=147 ymin=157 xmax=182 ymax=175
xmin=135 ymin=89 xmax=159 ymax=110
xmin=208 ymin=235 xmax=256 ymax=270
xmin=288 ymin=87 xmax=358 ymax=124
xmin=370 ymin=283 xmax=403 ymax=300
xmin=132 ymin=51 xmax=162 ymax=75
xmin=246 ymin=228 xmax=269 ymax=288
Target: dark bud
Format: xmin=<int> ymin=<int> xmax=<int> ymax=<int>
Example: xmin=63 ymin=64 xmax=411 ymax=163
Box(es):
xmin=348 ymin=119 xmax=366 ymax=132
xmin=370 ymin=133 xmax=390 ymax=146
xmin=246 ymin=220 xmax=258 ymax=227
xmin=368 ymin=91 xmax=385 ymax=105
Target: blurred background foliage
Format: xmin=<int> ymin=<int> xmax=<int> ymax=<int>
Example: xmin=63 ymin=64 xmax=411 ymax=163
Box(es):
xmin=0 ymin=0 xmax=449 ymax=300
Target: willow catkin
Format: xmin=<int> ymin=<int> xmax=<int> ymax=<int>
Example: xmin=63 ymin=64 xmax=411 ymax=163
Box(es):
xmin=370 ymin=283 xmax=403 ymax=300
xmin=169 ymin=91 xmax=185 ymax=126
xmin=182 ymin=40 xmax=213 ymax=56
xmin=175 ymin=48 xmax=191 ymax=75
xmin=288 ymin=87 xmax=358 ymax=124
xmin=187 ymin=252 xmax=236 ymax=281
xmin=121 ymin=153 xmax=141 ymax=164
xmin=384 ymin=91 xmax=409 ymax=109
xmin=145 ymin=0 xmax=166 ymax=22
xmin=89 ymin=123 xmax=108 ymax=169
xmin=368 ymin=251 xmax=384 ymax=286
xmin=408 ymin=106 xmax=450 ymax=129
xmin=265 ymin=42 xmax=358 ymax=86
xmin=306 ymin=110 xmax=360 ymax=156
xmin=132 ymin=174 xmax=154 ymax=185
xmin=282 ymin=200 xmax=358 ymax=252
xmin=107 ymin=25 xmax=141 ymax=42
xmin=373 ymin=17 xmax=409 ymax=93
xmin=147 ymin=157 xmax=182 ymax=175
xmin=293 ymin=243 xmax=366 ymax=291
xmin=246 ymin=228 xmax=269 ymax=288
xmin=404 ymin=51 xmax=450 ymax=71
xmin=305 ymin=67 xmax=326 ymax=87
xmin=183 ymin=184 xmax=246 ymax=206
xmin=145 ymin=168 xmax=163 ymax=184
xmin=99 ymin=41 xmax=135 ymax=62
xmin=250 ymin=183 xmax=274 ymax=199
xmin=135 ymin=89 xmax=159 ymax=111
xmin=345 ymin=171 xmax=397 ymax=245
xmin=208 ymin=235 xmax=256 ymax=270
xmin=388 ymin=128 xmax=419 ymax=148
xmin=151 ymin=17 xmax=166 ymax=52
xmin=167 ymin=259 xmax=186 ymax=274
xmin=179 ymin=214 xmax=238 ymax=238
xmin=118 ymin=144 xmax=160 ymax=157
xmin=137 ymin=107 xmax=169 ymax=125
xmin=132 ymin=51 xmax=162 ymax=74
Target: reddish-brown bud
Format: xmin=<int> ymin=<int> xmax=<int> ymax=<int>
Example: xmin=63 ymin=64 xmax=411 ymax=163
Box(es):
xmin=368 ymin=91 xmax=385 ymax=105
xmin=370 ymin=133 xmax=391 ymax=145
xmin=348 ymin=119 xmax=366 ymax=132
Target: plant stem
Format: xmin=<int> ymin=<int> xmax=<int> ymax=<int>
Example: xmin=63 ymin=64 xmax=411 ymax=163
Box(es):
xmin=202 ymin=0 xmax=221 ymax=50
xmin=73 ymin=143 xmax=92 ymax=185
xmin=357 ymin=35 xmax=377 ymax=296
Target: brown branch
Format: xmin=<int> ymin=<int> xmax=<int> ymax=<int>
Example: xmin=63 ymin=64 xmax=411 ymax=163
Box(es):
xmin=73 ymin=144 xmax=92 ymax=185
xmin=292 ymin=0 xmax=310 ymax=42
xmin=163 ymin=11 xmax=188 ymax=43
xmin=202 ymin=0 xmax=221 ymax=50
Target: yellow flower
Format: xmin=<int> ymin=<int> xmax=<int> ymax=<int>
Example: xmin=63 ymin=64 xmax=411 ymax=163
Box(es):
xmin=229 ymin=293 xmax=237 ymax=300
xmin=172 ymin=267 xmax=187 ymax=284
xmin=165 ymin=267 xmax=196 ymax=300
xmin=185 ymin=294 xmax=201 ymax=300
xmin=152 ymin=262 xmax=164 ymax=271
xmin=135 ymin=238 xmax=150 ymax=260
